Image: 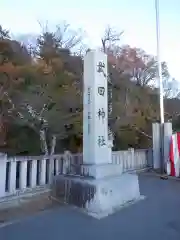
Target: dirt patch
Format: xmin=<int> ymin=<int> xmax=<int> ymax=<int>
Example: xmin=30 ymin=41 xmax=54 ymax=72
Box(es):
xmin=0 ymin=192 xmax=61 ymax=224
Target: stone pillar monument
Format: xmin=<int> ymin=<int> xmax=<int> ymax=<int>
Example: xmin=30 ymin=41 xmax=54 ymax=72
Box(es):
xmin=52 ymin=50 xmax=142 ymax=219
xmin=83 ymin=50 xmax=109 ymax=165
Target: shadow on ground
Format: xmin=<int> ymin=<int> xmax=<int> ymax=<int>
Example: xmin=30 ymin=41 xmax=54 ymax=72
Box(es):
xmin=0 ymin=174 xmax=180 ymax=240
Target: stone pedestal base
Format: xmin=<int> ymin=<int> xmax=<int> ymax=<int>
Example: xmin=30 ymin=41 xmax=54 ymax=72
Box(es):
xmin=51 ymin=173 xmax=142 ymax=219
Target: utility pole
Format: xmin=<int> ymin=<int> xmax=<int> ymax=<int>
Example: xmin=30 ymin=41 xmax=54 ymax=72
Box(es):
xmin=155 ymin=0 xmax=165 ymax=175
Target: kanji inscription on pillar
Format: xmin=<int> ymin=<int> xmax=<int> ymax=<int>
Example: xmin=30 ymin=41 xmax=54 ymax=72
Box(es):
xmin=83 ymin=50 xmax=109 ymax=164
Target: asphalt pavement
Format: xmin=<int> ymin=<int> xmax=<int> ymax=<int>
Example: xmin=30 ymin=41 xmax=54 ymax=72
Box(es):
xmin=0 ymin=174 xmax=180 ymax=240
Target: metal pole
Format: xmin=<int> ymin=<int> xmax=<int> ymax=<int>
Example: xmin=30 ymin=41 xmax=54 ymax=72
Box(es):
xmin=155 ymin=0 xmax=164 ymax=124
xmin=155 ymin=0 xmax=165 ymax=174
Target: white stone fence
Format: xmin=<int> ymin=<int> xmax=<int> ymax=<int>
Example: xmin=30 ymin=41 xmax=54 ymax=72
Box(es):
xmin=0 ymin=148 xmax=152 ymax=202
xmin=112 ymin=148 xmax=152 ymax=172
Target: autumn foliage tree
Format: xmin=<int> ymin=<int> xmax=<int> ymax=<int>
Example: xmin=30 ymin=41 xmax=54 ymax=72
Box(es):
xmin=0 ymin=23 xmax=179 ymax=154
xmin=13 ymin=25 xmax=84 ymax=154
xmin=101 ymin=27 xmax=179 ymax=149
xmin=0 ymin=26 xmax=31 ymax=147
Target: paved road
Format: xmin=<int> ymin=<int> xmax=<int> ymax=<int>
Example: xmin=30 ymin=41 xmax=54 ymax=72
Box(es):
xmin=0 ymin=175 xmax=180 ymax=240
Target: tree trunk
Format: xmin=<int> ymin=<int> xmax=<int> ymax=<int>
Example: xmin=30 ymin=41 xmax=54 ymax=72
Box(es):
xmin=39 ymin=129 xmax=48 ymax=155
xmin=50 ymin=135 xmax=56 ymax=155
xmin=0 ymin=115 xmax=7 ymax=147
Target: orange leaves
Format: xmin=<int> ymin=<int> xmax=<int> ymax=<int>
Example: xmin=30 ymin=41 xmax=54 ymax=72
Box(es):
xmin=0 ymin=62 xmax=17 ymax=74
xmin=51 ymin=58 xmax=63 ymax=71
xmin=0 ymin=62 xmax=28 ymax=91
xmin=0 ymin=40 xmax=10 ymax=52
xmin=36 ymin=58 xmax=64 ymax=75
xmin=36 ymin=59 xmax=51 ymax=73
xmin=0 ymin=40 xmax=13 ymax=64
xmin=0 ymin=62 xmax=22 ymax=80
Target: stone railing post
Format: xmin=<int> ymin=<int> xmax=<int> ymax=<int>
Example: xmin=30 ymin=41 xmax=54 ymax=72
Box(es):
xmin=164 ymin=122 xmax=172 ymax=173
xmin=152 ymin=123 xmax=161 ymax=169
xmin=0 ymin=153 xmax=7 ymax=198
xmin=62 ymin=151 xmax=71 ymax=174
xmin=128 ymin=148 xmax=135 ymax=170
xmin=49 ymin=155 xmax=55 ymax=184
xmin=107 ymin=140 xmax=113 ymax=164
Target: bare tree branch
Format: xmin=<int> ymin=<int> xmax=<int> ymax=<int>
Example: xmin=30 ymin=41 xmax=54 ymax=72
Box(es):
xmin=101 ymin=26 xmax=124 ymax=53
xmin=131 ymin=125 xmax=152 ymax=139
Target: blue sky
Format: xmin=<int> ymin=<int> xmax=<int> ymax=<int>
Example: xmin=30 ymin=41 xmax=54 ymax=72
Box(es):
xmin=0 ymin=0 xmax=180 ymax=80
